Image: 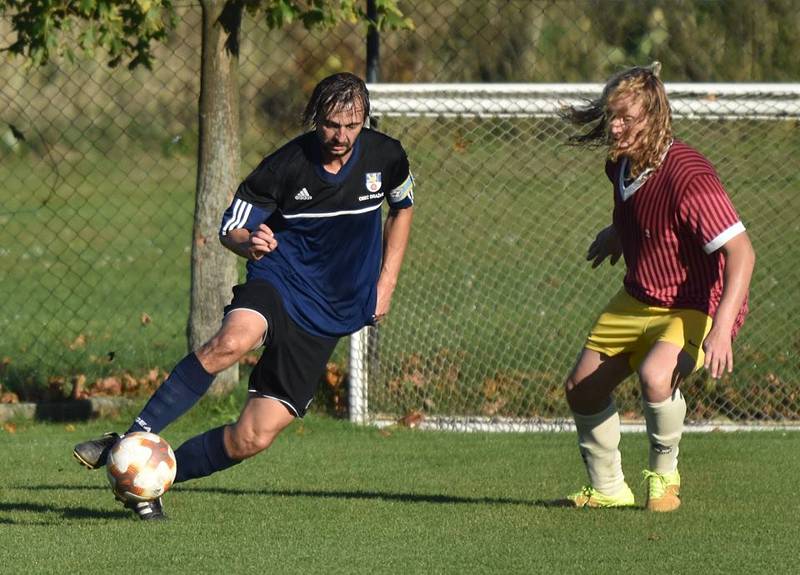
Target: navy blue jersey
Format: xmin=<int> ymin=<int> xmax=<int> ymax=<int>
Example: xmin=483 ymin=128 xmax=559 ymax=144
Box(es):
xmin=219 ymin=129 xmax=414 ymax=337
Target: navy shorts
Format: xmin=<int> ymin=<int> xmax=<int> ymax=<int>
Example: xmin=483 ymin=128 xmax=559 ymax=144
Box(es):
xmin=225 ymin=280 xmax=339 ymax=417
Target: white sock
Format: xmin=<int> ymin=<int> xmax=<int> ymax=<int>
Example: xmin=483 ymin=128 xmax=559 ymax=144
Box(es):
xmin=573 ymin=402 xmax=625 ymax=495
xmin=643 ymin=390 xmax=687 ymax=473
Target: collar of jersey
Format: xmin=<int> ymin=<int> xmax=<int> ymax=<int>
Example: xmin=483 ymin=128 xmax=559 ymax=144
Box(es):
xmin=313 ymin=135 xmax=362 ymax=184
xmin=618 ymin=139 xmax=674 ymax=202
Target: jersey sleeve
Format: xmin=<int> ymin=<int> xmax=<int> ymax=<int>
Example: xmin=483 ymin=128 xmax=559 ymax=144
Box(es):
xmin=678 ymin=173 xmax=745 ymax=254
xmin=385 ymin=147 xmax=414 ymax=209
xmin=218 ymin=159 xmax=279 ymax=237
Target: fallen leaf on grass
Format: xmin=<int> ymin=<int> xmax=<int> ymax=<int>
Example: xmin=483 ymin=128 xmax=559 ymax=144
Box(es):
xmin=453 ymin=134 xmax=471 ymax=153
xmin=69 ymin=334 xmax=87 ymax=350
xmin=398 ymin=410 xmax=424 ymax=428
xmin=89 ymin=377 xmax=122 ymax=396
xmin=3 ymin=422 xmax=17 ymax=433
xmin=325 ymin=362 xmax=345 ymax=388
xmin=144 ymin=368 xmax=166 ymax=387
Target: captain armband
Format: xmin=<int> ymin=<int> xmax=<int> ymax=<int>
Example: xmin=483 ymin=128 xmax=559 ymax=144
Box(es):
xmin=388 ymin=172 xmax=414 ymax=208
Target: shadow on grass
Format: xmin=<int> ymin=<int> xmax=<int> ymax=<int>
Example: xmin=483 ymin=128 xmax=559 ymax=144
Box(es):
xmin=188 ymin=486 xmax=642 ymax=511
xmin=0 ymin=500 xmax=128 ymax=525
xmin=19 ymin=483 xmax=641 ymax=511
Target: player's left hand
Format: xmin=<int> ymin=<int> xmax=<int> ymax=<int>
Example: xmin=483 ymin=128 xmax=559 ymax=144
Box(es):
xmin=702 ymin=328 xmax=734 ymax=379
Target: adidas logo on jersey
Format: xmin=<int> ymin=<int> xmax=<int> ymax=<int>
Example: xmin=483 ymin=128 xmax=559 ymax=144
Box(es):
xmin=294 ymin=188 xmax=312 ymax=200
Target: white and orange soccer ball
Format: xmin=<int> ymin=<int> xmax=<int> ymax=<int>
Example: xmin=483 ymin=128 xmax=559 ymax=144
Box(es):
xmin=106 ymin=432 xmax=177 ymax=502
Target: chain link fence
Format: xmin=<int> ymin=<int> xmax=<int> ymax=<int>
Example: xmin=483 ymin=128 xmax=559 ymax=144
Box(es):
xmin=1 ymin=1 xmax=798 ymax=424
xmin=356 ymin=83 xmax=799 ymax=429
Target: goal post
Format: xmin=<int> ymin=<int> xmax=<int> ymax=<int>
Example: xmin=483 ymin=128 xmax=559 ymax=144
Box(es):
xmin=365 ymin=82 xmax=800 ymax=119
xmin=350 ymin=83 xmax=800 ymax=431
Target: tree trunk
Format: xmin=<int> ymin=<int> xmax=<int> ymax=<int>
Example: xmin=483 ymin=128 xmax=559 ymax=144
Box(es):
xmin=189 ymin=0 xmax=242 ymax=395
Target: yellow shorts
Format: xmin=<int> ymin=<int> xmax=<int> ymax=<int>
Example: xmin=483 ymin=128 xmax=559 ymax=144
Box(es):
xmin=585 ymin=290 xmax=713 ymax=372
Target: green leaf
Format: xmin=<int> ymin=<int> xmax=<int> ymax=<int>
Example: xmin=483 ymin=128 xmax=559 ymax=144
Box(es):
xmin=264 ymin=0 xmax=298 ymax=29
xmin=80 ymin=24 xmax=96 ymax=51
xmin=79 ymin=0 xmax=97 ymax=16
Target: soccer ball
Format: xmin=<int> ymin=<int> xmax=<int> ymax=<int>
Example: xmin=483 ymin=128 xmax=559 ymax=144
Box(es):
xmin=106 ymin=432 xmax=177 ymax=502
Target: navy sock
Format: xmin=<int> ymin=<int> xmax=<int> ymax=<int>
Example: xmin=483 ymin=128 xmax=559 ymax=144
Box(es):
xmin=127 ymin=353 xmax=214 ymax=435
xmin=173 ymin=426 xmax=240 ymax=484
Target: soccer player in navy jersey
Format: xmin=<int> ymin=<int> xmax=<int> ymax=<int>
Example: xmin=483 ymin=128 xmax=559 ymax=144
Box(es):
xmin=558 ymin=63 xmax=755 ymax=511
xmin=72 ymin=73 xmax=415 ymax=520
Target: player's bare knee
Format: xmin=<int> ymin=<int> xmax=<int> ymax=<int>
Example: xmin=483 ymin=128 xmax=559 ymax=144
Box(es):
xmin=198 ymin=333 xmax=250 ymax=371
xmin=638 ymin=365 xmax=673 ymax=400
xmin=227 ymin=424 xmax=281 ymax=459
xmin=227 ymin=429 xmax=265 ymax=459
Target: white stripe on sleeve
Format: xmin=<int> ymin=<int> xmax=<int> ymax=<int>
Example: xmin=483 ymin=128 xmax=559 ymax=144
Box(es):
xmin=221 ymin=198 xmax=253 ymax=235
xmin=704 ymin=221 xmax=745 ymax=254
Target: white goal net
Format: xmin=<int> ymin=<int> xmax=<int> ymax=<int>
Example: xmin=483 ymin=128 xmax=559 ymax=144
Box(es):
xmin=349 ymin=83 xmax=800 ymax=432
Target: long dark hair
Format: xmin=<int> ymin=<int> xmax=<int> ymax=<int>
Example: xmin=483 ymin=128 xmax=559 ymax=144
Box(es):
xmin=302 ymin=72 xmax=370 ymax=128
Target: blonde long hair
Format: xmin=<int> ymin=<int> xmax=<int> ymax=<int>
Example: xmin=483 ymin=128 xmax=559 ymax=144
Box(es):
xmin=561 ymin=62 xmax=673 ymax=177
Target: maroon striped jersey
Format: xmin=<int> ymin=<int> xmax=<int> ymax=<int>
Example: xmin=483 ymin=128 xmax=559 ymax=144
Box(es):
xmin=605 ymin=139 xmax=748 ymax=336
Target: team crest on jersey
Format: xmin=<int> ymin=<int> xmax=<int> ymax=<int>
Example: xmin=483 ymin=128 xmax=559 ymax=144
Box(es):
xmin=365 ymin=172 xmax=382 ymax=192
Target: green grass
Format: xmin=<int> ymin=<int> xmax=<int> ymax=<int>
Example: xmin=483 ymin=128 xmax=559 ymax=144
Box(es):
xmin=1 ymin=409 xmax=799 ymax=574
xmin=0 ymin=148 xmax=196 ymax=383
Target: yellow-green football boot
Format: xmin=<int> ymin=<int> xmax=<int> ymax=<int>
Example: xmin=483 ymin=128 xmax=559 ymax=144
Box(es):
xmin=567 ymin=483 xmax=635 ymax=508
xmin=643 ymin=469 xmax=681 ymax=512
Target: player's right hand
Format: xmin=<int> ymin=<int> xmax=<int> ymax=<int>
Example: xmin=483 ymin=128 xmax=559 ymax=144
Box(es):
xmin=587 ymin=225 xmax=622 ymax=268
xmin=248 ymin=223 xmax=278 ymax=260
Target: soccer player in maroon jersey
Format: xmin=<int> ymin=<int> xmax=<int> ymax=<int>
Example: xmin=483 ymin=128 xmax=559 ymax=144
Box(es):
xmin=558 ymin=63 xmax=755 ymax=511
